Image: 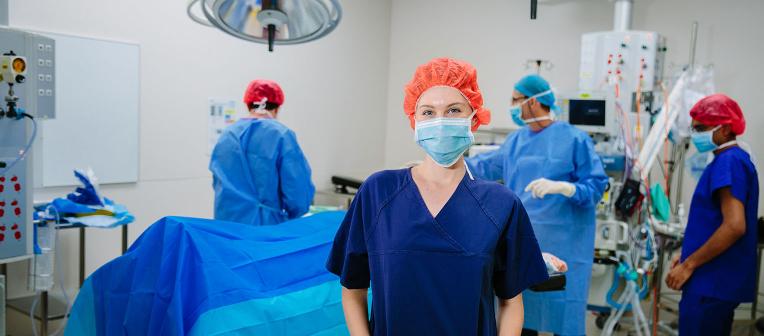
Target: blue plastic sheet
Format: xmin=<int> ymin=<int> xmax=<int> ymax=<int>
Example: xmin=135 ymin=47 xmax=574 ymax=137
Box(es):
xmin=65 ymin=211 xmax=350 ymax=336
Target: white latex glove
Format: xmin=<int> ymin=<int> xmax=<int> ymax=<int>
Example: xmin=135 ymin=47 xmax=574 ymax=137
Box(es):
xmin=524 ymin=178 xmax=576 ymax=199
xmin=542 ymin=252 xmax=568 ymax=273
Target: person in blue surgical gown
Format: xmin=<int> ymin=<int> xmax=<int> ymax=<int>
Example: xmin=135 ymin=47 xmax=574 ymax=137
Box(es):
xmin=327 ymin=58 xmax=548 ymax=335
xmin=209 ymin=79 xmax=314 ymax=226
xmin=467 ymin=74 xmax=608 ymax=336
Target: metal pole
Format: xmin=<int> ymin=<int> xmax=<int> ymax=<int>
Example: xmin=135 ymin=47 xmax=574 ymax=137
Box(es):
xmin=122 ymin=225 xmax=128 ymax=254
xmin=613 ymin=0 xmax=633 ymax=32
xmin=672 ymin=126 xmax=690 ymax=216
xmin=753 ymin=246 xmax=762 ymax=321
xmin=41 ymin=291 xmax=48 ymax=335
xmin=79 ymin=227 xmax=85 ymax=287
xmin=688 ymin=21 xmax=699 ymax=70
xmin=0 ymin=0 xmax=8 ymax=27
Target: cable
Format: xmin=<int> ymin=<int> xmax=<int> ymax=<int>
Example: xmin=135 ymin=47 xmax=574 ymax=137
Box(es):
xmin=0 ymin=113 xmax=37 ymax=176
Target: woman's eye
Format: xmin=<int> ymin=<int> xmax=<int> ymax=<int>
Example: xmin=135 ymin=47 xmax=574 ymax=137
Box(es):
xmin=422 ymin=110 xmax=433 ymax=116
xmin=448 ymin=108 xmax=462 ymax=114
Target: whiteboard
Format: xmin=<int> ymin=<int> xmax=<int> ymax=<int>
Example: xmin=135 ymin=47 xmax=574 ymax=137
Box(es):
xmin=33 ymin=32 xmax=139 ymax=187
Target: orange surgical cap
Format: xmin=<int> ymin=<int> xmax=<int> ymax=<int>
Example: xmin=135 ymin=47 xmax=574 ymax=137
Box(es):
xmin=403 ymin=57 xmax=490 ymax=131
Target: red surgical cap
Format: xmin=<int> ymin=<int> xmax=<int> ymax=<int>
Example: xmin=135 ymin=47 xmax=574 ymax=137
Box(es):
xmin=243 ymin=79 xmax=285 ymax=107
xmin=403 ymin=57 xmax=491 ymax=131
xmin=689 ymin=94 xmax=745 ymax=135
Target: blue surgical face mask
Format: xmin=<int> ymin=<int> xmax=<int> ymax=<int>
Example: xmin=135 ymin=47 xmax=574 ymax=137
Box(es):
xmin=508 ymin=89 xmax=554 ymax=127
xmin=510 ymin=106 xmax=525 ymax=126
xmin=415 ymin=113 xmax=475 ymax=167
xmin=690 ymin=125 xmax=720 ymax=152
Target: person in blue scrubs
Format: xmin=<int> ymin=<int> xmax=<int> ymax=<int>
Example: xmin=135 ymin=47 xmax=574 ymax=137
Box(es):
xmin=209 ymin=79 xmax=314 ymax=226
xmin=327 ymin=58 xmax=549 ymax=335
xmin=467 ymin=75 xmax=608 ymax=336
xmin=665 ymin=94 xmax=759 ymax=336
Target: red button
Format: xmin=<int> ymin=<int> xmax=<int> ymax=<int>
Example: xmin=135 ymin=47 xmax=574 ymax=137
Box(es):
xmin=0 ymin=177 xmax=5 ymax=182
xmin=10 ymin=200 xmax=17 ymax=206
xmin=14 ymin=231 xmax=21 ymax=240
xmin=0 ymin=185 xmax=4 ymax=193
xmin=10 ymin=176 xmax=17 ymax=182
xmin=0 ymin=233 xmax=5 ymax=241
xmin=14 ymin=184 xmax=20 ymax=192
xmin=0 ymin=201 xmax=4 ymax=206
xmin=11 ymin=224 xmax=17 ymax=230
xmin=0 ymin=210 xmax=3 ymax=217
xmin=0 ymin=226 xmax=5 ymax=231
xmin=14 ymin=208 xmax=20 ymax=216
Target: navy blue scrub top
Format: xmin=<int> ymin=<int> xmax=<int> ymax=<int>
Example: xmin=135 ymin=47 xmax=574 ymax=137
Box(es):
xmin=326 ymin=168 xmax=548 ymax=335
xmin=681 ymin=146 xmax=760 ymax=302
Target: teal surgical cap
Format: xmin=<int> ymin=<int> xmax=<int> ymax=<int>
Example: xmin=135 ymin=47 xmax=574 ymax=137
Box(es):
xmin=514 ymin=74 xmax=556 ymax=109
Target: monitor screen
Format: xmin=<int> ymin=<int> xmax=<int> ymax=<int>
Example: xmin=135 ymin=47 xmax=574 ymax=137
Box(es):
xmin=568 ymin=99 xmax=606 ymax=126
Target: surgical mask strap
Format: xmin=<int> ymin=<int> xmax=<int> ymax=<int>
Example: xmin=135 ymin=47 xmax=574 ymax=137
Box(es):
xmin=694 ymin=125 xmax=721 ymax=136
xmin=466 ymin=111 xmax=476 ymax=123
xmin=513 ymin=89 xmax=554 ymax=123
xmin=523 ymin=115 xmax=554 ymax=124
xmin=515 ymin=89 xmax=553 ymax=108
xmin=253 ymin=98 xmax=274 ymax=118
xmin=465 ymin=163 xmax=474 ymax=180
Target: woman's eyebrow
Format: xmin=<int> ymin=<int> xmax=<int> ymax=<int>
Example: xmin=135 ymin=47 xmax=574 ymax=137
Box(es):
xmin=417 ymin=104 xmax=435 ymax=109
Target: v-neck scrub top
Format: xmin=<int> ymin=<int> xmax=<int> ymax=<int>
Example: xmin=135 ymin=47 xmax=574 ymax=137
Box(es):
xmin=326 ymin=168 xmax=548 ymax=335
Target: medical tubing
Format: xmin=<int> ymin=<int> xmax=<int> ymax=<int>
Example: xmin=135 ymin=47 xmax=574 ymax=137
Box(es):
xmin=631 ymin=294 xmax=645 ymax=336
xmin=606 ymin=266 xmax=632 ymax=311
xmin=50 ymin=206 xmax=71 ymax=336
xmin=0 ymin=113 xmax=37 ymax=176
xmin=40 ymin=205 xmax=71 ymax=336
xmin=31 ymin=295 xmax=40 ymax=336
xmin=638 ymin=272 xmax=650 ymax=299
xmin=604 ymin=282 xmax=635 ymax=335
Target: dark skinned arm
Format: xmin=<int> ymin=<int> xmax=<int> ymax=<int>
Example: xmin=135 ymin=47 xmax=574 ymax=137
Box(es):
xmin=666 ymin=187 xmax=747 ymax=290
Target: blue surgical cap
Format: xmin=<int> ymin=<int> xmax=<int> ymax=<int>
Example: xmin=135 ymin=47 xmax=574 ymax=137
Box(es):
xmin=514 ymin=74 xmax=556 ymax=108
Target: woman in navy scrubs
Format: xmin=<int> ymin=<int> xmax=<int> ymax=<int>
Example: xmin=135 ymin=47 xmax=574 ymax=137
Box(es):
xmin=326 ymin=58 xmax=549 ymax=335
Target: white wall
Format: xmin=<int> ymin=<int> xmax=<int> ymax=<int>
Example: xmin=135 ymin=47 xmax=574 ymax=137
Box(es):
xmin=634 ymin=0 xmax=764 ymax=217
xmin=383 ymin=0 xmax=614 ymax=168
xmin=384 ymin=0 xmax=764 ymax=213
xmin=8 ymin=0 xmax=391 ymax=298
